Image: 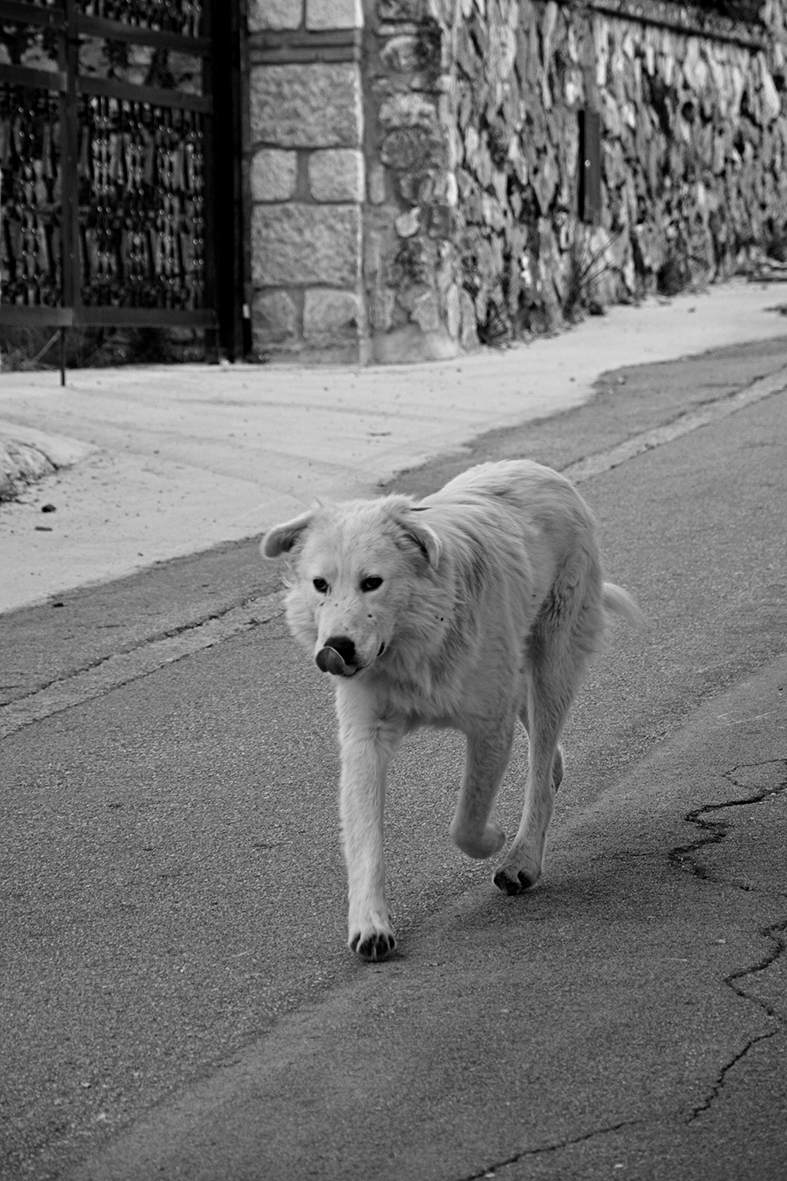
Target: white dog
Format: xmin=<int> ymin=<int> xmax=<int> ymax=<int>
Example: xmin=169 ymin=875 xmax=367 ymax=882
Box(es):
xmin=262 ymin=460 xmax=640 ymax=961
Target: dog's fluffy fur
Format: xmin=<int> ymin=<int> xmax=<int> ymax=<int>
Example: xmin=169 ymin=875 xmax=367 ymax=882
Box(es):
xmin=263 ymin=460 xmax=640 ymax=961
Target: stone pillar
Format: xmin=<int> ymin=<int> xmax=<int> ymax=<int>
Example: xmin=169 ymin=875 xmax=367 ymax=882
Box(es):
xmin=248 ymin=0 xmax=367 ymax=362
xmin=363 ymin=0 xmax=468 ymax=363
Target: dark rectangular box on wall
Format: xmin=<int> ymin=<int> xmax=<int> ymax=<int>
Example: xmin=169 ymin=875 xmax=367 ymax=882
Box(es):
xmin=578 ymin=108 xmax=602 ymax=225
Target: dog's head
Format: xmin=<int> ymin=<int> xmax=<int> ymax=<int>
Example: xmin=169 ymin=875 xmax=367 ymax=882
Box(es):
xmin=262 ymin=497 xmax=441 ymax=677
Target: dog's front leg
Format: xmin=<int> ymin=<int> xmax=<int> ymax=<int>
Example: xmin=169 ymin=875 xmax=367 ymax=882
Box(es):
xmin=335 ymin=683 xmax=404 ymax=962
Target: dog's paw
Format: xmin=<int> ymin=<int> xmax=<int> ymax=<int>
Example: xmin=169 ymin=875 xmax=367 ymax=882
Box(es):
xmin=493 ymin=864 xmax=541 ymax=895
xmin=349 ymin=924 xmax=397 ymax=962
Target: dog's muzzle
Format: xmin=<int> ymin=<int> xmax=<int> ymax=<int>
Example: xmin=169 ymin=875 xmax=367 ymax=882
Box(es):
xmin=316 ymin=635 xmax=360 ymax=676
xmin=316 ymin=645 xmax=358 ymax=677
xmin=315 ymin=637 xmax=386 ymax=677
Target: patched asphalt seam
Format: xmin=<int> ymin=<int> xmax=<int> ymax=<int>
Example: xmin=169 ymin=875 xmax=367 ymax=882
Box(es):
xmin=457 ymin=1118 xmax=642 ymax=1181
xmin=561 ymin=367 xmax=787 ymax=484
xmin=0 ymin=591 xmax=283 ymax=740
xmin=669 ymin=759 xmax=787 ymax=1124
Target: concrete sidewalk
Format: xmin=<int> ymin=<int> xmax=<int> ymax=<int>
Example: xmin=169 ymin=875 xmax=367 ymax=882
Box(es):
xmin=2 ymin=278 xmax=787 ymax=615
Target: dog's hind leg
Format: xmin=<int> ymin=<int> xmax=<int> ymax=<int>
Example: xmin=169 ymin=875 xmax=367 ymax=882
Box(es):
xmin=336 ymin=684 xmax=405 ymax=962
xmin=520 ymin=700 xmax=564 ymax=792
xmin=450 ymin=718 xmax=515 ymax=860
xmin=495 ymin=576 xmax=600 ymax=894
xmin=493 ymin=664 xmax=572 ymax=894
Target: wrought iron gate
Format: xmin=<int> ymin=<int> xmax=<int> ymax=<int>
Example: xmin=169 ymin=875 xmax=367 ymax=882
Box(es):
xmin=0 ymin=0 xmax=241 ymax=360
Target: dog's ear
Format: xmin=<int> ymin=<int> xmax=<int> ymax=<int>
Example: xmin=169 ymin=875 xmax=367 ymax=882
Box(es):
xmin=399 ymin=508 xmax=442 ymax=569
xmin=261 ymin=510 xmax=315 ymax=558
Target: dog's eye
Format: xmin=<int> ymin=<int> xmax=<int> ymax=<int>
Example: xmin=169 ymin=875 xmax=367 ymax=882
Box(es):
xmin=312 ymin=578 xmax=329 ymax=594
xmin=360 ymin=576 xmax=383 ymax=593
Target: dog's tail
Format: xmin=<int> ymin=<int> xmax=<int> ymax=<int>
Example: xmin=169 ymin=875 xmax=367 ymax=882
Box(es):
xmin=603 ymin=582 xmax=646 ymax=627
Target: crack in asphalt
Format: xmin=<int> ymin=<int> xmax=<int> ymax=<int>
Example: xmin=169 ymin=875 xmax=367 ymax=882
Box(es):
xmin=458 ymin=1119 xmax=642 ymax=1180
xmin=669 ymin=760 xmax=787 ymax=893
xmin=669 ymin=759 xmax=787 ymax=1124
xmin=686 ymin=917 xmax=787 ymax=1124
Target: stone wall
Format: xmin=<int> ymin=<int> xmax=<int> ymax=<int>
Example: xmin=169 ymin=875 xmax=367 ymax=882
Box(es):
xmin=441 ymin=0 xmax=787 ymax=345
xmin=251 ymin=0 xmax=787 ymax=362
xmin=248 ymin=0 xmax=368 ymax=361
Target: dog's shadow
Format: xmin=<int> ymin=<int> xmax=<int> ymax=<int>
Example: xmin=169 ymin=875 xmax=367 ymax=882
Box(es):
xmin=385 ymin=836 xmax=679 ymax=977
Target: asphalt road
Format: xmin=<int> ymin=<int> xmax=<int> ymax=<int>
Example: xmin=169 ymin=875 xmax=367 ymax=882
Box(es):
xmin=1 ymin=341 xmax=786 ymax=1180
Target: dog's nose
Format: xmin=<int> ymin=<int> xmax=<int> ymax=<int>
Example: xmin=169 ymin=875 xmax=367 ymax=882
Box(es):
xmin=316 ymin=635 xmax=357 ymax=675
xmin=324 ymin=636 xmax=357 ymax=665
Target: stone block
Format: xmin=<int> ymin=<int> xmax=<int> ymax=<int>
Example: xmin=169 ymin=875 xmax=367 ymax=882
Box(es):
xmin=395 ymin=207 xmax=420 ymax=237
xmin=445 ymin=283 xmax=460 ymax=339
xmin=367 ymin=162 xmax=387 ymax=204
xmin=381 ymin=125 xmax=447 ymax=171
xmin=306 ymin=0 xmax=362 ymax=29
xmin=248 ymin=0 xmax=303 ymax=30
xmin=369 ymin=288 xmax=396 ymax=331
xmin=303 ymin=289 xmax=362 ymax=344
xmin=372 ymin=322 xmax=459 ymax=363
xmin=378 ymin=0 xmax=428 ymax=17
xmin=378 ymin=92 xmax=437 ymax=130
xmin=252 ymin=290 xmax=299 ymax=347
xmin=308 ymin=149 xmax=364 ymax=201
xmin=252 ymin=204 xmax=360 ymax=287
xmin=761 ymin=67 xmax=781 ymax=122
xmin=459 ymin=289 xmax=478 ymax=351
xmin=250 ymin=63 xmax=362 ymax=148
xmin=250 ymin=149 xmax=298 ymax=202
xmin=410 ymin=290 xmax=442 ymax=333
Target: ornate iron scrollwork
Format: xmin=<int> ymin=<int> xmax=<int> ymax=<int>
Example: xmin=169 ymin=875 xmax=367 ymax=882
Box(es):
xmin=0 ymin=86 xmax=63 ymax=306
xmin=77 ymin=2 xmax=204 ymax=38
xmin=78 ymin=96 xmax=206 ymax=309
xmin=0 ymin=0 xmax=214 ymax=324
